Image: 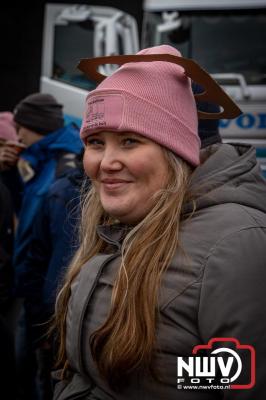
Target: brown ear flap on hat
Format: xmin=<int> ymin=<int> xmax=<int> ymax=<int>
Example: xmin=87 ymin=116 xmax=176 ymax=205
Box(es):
xmin=77 ymin=54 xmax=242 ymax=120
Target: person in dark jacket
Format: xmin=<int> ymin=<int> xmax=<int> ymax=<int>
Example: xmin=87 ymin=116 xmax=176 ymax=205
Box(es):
xmin=27 ymin=159 xmax=85 ymax=333
xmin=0 ymin=111 xmax=24 ymax=214
xmin=53 ymin=45 xmax=266 ymax=400
xmin=0 ymin=114 xmax=17 ymax=292
xmin=24 ymin=155 xmax=87 ymax=400
xmin=0 ymin=180 xmax=16 ymax=399
xmin=12 ymin=93 xmax=83 ymax=400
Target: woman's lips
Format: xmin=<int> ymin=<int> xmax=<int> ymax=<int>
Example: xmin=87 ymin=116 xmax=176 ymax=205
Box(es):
xmin=101 ymin=179 xmax=132 ymax=191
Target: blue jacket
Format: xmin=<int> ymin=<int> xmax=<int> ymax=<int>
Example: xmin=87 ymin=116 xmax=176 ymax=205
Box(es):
xmin=13 ymin=123 xmax=83 ymax=296
xmin=26 ymin=167 xmax=89 ymax=344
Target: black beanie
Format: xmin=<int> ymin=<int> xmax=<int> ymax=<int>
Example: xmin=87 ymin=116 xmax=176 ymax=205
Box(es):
xmin=192 ymin=82 xmax=222 ymax=149
xmin=13 ymin=93 xmax=64 ymax=135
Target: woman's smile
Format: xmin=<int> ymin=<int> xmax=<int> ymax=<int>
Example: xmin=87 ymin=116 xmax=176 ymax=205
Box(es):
xmin=100 ymin=178 xmax=133 ymax=191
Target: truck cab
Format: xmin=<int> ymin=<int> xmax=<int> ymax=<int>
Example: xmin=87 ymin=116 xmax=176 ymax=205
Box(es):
xmin=142 ymin=0 xmax=266 ymax=175
xmin=41 ymin=3 xmax=139 ymax=126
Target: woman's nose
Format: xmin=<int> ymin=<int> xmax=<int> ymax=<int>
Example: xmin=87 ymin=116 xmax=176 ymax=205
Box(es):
xmin=100 ymin=146 xmax=123 ymax=171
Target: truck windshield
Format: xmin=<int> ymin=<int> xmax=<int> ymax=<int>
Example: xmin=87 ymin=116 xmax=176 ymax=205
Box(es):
xmin=142 ymin=10 xmax=266 ymax=85
xmin=47 ymin=5 xmax=139 ymax=92
xmin=53 ymin=22 xmax=97 ymax=91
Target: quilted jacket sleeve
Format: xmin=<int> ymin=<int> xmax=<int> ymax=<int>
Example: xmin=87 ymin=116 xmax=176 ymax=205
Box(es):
xmin=199 ymin=227 xmax=266 ymax=399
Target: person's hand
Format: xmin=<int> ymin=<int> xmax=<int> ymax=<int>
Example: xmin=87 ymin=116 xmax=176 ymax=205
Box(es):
xmin=0 ymin=143 xmax=20 ymax=170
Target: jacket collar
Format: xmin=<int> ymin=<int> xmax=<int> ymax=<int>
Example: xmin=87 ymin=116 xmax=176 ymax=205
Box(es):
xmin=20 ymin=123 xmax=83 ymax=172
xmin=183 ymin=143 xmax=266 ymax=215
xmin=96 ymin=223 xmax=132 ymax=249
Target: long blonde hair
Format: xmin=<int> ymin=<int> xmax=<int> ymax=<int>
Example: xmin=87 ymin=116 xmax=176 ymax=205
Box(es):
xmin=54 ymin=149 xmax=192 ymax=388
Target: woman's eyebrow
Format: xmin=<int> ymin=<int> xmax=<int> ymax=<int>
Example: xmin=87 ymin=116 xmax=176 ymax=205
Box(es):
xmin=117 ymin=132 xmax=138 ymax=137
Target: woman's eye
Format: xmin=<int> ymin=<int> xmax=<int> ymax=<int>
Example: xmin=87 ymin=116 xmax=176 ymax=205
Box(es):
xmin=85 ymin=137 xmax=104 ymax=146
xmin=123 ymin=138 xmax=139 ymax=146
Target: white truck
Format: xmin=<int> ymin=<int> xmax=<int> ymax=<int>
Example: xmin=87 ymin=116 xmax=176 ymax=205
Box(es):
xmin=41 ymin=1 xmax=266 ymax=175
xmin=41 ymin=3 xmax=139 ymax=125
xmin=141 ymin=0 xmax=266 ymax=174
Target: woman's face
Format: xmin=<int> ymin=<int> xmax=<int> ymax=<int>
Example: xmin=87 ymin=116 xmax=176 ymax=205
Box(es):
xmin=83 ymin=131 xmax=169 ymax=224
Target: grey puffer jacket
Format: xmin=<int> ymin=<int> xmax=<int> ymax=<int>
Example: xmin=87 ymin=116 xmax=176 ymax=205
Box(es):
xmin=54 ymin=144 xmax=266 ymax=400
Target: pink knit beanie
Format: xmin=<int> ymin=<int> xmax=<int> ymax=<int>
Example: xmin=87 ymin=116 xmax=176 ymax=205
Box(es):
xmin=80 ymin=45 xmax=200 ymax=166
xmin=0 ymin=112 xmax=18 ymax=141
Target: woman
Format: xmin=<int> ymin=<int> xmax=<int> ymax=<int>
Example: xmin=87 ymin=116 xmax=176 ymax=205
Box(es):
xmin=53 ymin=45 xmax=266 ymax=399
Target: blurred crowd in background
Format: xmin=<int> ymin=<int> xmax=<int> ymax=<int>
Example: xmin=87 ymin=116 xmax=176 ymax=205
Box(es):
xmin=0 ymin=94 xmax=87 ymax=400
